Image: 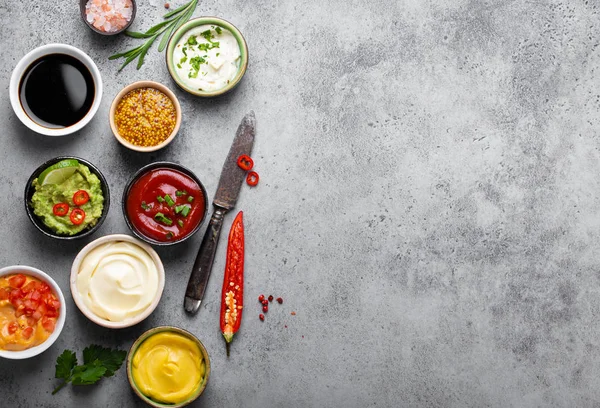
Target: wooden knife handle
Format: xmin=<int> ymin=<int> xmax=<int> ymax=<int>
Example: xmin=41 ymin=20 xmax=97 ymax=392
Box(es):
xmin=184 ymin=206 xmax=227 ymax=314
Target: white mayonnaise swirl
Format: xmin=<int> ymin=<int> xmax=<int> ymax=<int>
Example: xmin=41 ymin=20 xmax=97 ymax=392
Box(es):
xmin=173 ymin=24 xmax=241 ymax=92
xmin=76 ymin=241 xmax=159 ymax=322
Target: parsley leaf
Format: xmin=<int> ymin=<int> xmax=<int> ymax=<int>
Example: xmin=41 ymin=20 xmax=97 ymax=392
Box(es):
xmin=187 ymin=35 xmax=198 ymax=46
xmin=71 ymin=360 xmax=107 ymax=385
xmin=55 ymin=350 xmax=77 ymax=380
xmin=215 ymin=26 xmax=222 ymax=35
xmin=188 ymin=56 xmax=206 ymax=78
xmin=83 ymin=345 xmax=127 ymax=377
xmin=52 ymin=345 xmax=127 ymax=395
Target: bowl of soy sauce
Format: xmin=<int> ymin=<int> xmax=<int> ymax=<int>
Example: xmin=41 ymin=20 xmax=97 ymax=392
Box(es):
xmin=9 ymin=44 xmax=103 ymax=137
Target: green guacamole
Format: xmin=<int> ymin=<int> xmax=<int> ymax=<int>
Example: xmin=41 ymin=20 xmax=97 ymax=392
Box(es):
xmin=31 ymin=164 xmax=104 ymax=235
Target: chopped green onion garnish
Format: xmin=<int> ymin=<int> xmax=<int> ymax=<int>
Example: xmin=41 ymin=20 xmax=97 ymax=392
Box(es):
xmin=141 ymin=201 xmax=150 ymax=210
xmin=174 ymin=205 xmax=184 ymax=214
xmin=156 ymin=196 xmax=165 ymax=203
xmin=176 ymin=190 xmax=187 ymax=197
xmin=164 ymin=194 xmax=175 ymax=206
xmin=181 ymin=205 xmax=191 ymax=217
xmin=154 ymin=212 xmax=173 ymax=226
xmin=187 ymin=196 xmax=194 ymax=203
xmin=166 ymin=232 xmax=174 ymax=240
xmin=177 ymin=220 xmax=184 ymax=228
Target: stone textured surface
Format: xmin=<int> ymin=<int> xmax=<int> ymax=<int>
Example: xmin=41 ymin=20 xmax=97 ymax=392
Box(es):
xmin=1 ymin=0 xmax=600 ymax=406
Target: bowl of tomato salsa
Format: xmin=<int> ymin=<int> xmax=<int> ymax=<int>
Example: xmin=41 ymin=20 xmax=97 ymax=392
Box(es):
xmin=0 ymin=265 xmax=66 ymax=359
xmin=123 ymin=162 xmax=208 ymax=246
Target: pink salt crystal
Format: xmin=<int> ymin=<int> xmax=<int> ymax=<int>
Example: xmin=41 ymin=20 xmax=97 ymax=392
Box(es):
xmin=85 ymin=0 xmax=132 ymax=33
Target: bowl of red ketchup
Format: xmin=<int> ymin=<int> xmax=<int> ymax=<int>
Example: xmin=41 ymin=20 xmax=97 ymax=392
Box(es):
xmin=122 ymin=162 xmax=208 ymax=246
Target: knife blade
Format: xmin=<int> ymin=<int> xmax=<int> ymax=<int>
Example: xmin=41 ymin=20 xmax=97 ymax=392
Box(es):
xmin=184 ymin=111 xmax=256 ymax=314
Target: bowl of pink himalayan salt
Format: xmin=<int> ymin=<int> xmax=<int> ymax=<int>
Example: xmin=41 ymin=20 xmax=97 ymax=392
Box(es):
xmin=79 ymin=0 xmax=136 ymax=35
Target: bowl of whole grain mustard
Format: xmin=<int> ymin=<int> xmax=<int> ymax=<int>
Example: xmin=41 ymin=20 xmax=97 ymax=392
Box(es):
xmin=109 ymin=81 xmax=181 ymax=152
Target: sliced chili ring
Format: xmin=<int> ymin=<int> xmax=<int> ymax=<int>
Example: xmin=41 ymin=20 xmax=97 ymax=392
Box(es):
xmin=52 ymin=203 xmax=69 ymax=217
xmin=70 ymin=208 xmax=86 ymax=225
xmin=246 ymin=171 xmax=259 ymax=187
xmin=237 ymin=155 xmax=254 ymax=171
xmin=72 ymin=190 xmax=90 ymax=206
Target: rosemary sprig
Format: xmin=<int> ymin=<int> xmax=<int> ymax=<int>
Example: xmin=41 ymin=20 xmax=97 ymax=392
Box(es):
xmin=109 ymin=0 xmax=198 ymax=71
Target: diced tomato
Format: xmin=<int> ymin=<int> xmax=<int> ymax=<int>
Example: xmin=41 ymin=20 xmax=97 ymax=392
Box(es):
xmin=7 ymin=322 xmax=18 ymax=334
xmin=8 ymin=274 xmax=26 ymax=288
xmin=30 ymin=290 xmax=41 ymax=301
xmin=36 ymin=302 xmax=48 ymax=316
xmin=45 ymin=309 xmax=58 ymax=318
xmin=0 ymin=288 xmax=9 ymax=301
xmin=38 ymin=282 xmax=50 ymax=293
xmin=22 ymin=327 xmax=33 ymax=339
xmin=9 ymin=288 xmax=23 ymax=305
xmin=15 ymin=305 xmax=25 ymax=318
xmin=27 ymin=317 xmax=37 ymax=326
xmin=47 ymin=298 xmax=61 ymax=311
xmin=41 ymin=317 xmax=55 ymax=333
xmin=22 ymin=281 xmax=40 ymax=293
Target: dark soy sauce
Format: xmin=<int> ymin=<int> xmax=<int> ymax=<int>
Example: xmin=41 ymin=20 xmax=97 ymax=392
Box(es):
xmin=19 ymin=54 xmax=95 ymax=129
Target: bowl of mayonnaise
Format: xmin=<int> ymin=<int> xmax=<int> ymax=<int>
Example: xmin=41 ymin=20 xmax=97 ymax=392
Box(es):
xmin=70 ymin=234 xmax=165 ymax=328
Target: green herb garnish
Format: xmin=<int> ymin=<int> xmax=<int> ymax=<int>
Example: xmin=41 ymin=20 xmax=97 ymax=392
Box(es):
xmin=52 ymin=345 xmax=126 ymax=395
xmin=176 ymin=190 xmax=187 ymax=197
xmin=174 ymin=204 xmax=185 ymax=214
xmin=188 ymin=196 xmax=194 ymax=203
xmin=156 ymin=196 xmax=165 ymax=203
xmin=141 ymin=201 xmax=150 ymax=211
xmin=187 ymin=35 xmax=198 ymax=46
xmin=177 ymin=219 xmax=184 ymax=228
xmin=109 ymin=0 xmax=199 ymax=70
xmin=188 ymin=56 xmax=206 ymax=78
xmin=216 ymin=53 xmax=220 ymax=57
xmin=166 ymin=232 xmax=174 ymax=239
xmin=182 ymin=47 xmax=188 ymax=57
xmin=154 ymin=212 xmax=173 ymax=226
xmin=177 ymin=63 xmax=182 ymax=69
xmin=179 ymin=56 xmax=188 ymax=64
xmin=164 ymin=194 xmax=175 ymax=206
xmin=181 ymin=205 xmax=191 ymax=217
xmin=215 ymin=26 xmax=222 ymax=35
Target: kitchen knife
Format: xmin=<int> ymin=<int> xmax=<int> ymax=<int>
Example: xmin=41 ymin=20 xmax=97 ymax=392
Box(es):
xmin=184 ymin=111 xmax=256 ymax=314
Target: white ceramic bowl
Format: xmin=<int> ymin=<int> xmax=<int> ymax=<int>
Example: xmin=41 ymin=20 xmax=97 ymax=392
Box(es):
xmin=70 ymin=234 xmax=165 ymax=329
xmin=0 ymin=265 xmax=66 ymax=360
xmin=9 ymin=43 xmax=103 ymax=136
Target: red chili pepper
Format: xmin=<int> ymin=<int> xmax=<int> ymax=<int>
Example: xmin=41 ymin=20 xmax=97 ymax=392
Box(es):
xmin=72 ymin=190 xmax=90 ymax=206
xmin=70 ymin=208 xmax=86 ymax=225
xmin=52 ymin=203 xmax=69 ymax=217
xmin=237 ymin=155 xmax=254 ymax=171
xmin=246 ymin=171 xmax=259 ymax=187
xmin=219 ymin=211 xmax=244 ymax=357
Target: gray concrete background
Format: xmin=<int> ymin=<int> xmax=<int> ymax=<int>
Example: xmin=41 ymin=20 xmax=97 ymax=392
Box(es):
xmin=1 ymin=0 xmax=599 ymax=406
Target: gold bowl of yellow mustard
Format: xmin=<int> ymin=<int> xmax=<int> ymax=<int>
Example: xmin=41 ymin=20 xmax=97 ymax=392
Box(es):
xmin=127 ymin=326 xmax=210 ymax=407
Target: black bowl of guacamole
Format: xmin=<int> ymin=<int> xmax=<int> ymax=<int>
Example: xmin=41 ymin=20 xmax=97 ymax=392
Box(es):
xmin=24 ymin=156 xmax=110 ymax=240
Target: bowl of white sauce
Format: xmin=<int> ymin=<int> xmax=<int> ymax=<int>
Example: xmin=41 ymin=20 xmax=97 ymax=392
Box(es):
xmin=166 ymin=17 xmax=248 ymax=97
xmin=70 ymin=234 xmax=165 ymax=329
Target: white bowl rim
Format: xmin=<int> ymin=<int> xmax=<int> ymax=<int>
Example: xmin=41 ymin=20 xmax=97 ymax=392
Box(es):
xmin=9 ymin=43 xmax=103 ymax=137
xmin=70 ymin=234 xmax=166 ymax=329
xmin=0 ymin=265 xmax=67 ymax=360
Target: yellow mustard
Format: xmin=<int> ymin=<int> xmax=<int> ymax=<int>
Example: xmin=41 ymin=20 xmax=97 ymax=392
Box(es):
xmin=132 ymin=332 xmax=205 ymax=404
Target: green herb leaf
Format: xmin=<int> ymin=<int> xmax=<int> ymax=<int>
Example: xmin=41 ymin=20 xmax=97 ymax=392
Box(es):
xmin=188 ymin=196 xmax=194 ymax=203
xmin=181 ymin=205 xmax=191 ymax=217
xmin=82 ymin=345 xmax=127 ymax=377
xmin=187 ymin=35 xmax=198 ymax=46
xmin=52 ymin=345 xmax=126 ymax=394
xmin=110 ymin=0 xmax=199 ymax=70
xmin=164 ymin=194 xmax=175 ymax=206
xmin=55 ymin=350 xmax=77 ymax=380
xmin=176 ymin=190 xmax=187 ymax=196
xmin=157 ymin=196 xmax=165 ymax=203
xmin=71 ymin=360 xmax=107 ymax=385
xmin=155 ymin=212 xmax=173 ymax=226
xmin=215 ymin=26 xmax=222 ymax=35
